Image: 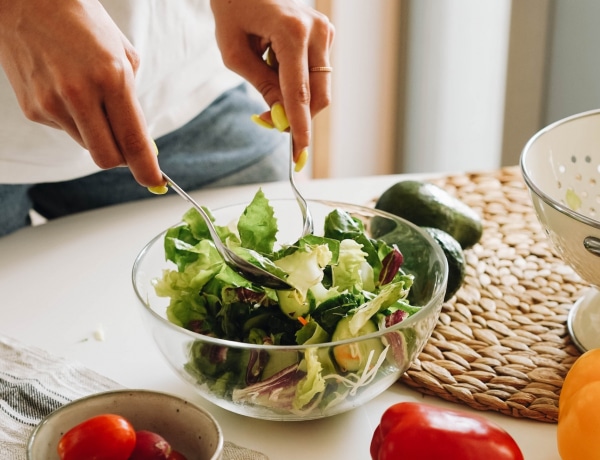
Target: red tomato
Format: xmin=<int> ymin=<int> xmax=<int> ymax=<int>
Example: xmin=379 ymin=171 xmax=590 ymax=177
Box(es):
xmin=57 ymin=414 xmax=136 ymax=460
xmin=130 ymin=430 xmax=172 ymax=459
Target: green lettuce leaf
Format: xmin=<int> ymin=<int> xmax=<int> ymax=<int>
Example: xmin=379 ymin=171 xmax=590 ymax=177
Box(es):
xmin=293 ymin=348 xmax=326 ymax=409
xmin=274 ymin=243 xmax=333 ymax=298
xmin=348 ymin=281 xmax=411 ymax=336
xmin=238 ymin=188 xmax=277 ymax=254
xmin=332 ymin=239 xmax=373 ymax=292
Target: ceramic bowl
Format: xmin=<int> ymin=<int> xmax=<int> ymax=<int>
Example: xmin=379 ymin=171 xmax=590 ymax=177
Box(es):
xmin=521 ymin=108 xmax=600 ymax=351
xmin=27 ymin=389 xmax=223 ymax=460
xmin=132 ymin=199 xmax=448 ymax=421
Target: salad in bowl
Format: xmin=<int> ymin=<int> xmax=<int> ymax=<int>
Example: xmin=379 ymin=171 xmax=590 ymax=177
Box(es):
xmin=132 ymin=191 xmax=447 ymax=420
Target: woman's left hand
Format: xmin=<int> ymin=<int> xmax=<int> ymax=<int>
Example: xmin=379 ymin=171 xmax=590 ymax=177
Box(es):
xmin=210 ymin=0 xmax=335 ymax=162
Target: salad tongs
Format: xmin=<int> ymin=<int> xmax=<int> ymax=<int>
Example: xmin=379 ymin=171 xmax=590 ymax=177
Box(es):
xmin=160 ymin=171 xmax=294 ymax=291
xmin=159 ymin=133 xmax=312 ymax=291
xmin=289 ymin=132 xmax=314 ymax=238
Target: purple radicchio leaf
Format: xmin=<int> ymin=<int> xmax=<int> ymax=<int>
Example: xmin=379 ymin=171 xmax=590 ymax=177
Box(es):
xmin=232 ymin=363 xmax=305 ymax=410
xmin=385 ymin=309 xmax=408 ymax=328
xmin=224 ymin=287 xmax=272 ymax=306
xmin=384 ymin=330 xmax=408 ymax=366
xmin=378 ymin=246 xmax=404 ymax=286
xmin=246 ymin=349 xmax=270 ymax=384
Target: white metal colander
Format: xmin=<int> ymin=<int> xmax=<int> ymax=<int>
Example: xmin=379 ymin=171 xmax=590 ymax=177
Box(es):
xmin=521 ymin=108 xmax=600 ymax=352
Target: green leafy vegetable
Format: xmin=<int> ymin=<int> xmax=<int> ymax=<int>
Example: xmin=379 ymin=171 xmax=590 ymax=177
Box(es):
xmin=238 ymin=188 xmax=278 ymax=253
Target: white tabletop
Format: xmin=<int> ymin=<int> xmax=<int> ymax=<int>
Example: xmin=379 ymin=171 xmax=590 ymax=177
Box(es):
xmin=0 ymin=175 xmax=559 ymax=460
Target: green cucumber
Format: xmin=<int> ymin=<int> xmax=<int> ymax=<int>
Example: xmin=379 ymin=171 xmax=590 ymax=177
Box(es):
xmin=375 ymin=180 xmax=483 ymax=249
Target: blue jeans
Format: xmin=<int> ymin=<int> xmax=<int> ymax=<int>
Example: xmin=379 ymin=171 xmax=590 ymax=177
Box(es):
xmin=0 ymin=84 xmax=288 ymax=237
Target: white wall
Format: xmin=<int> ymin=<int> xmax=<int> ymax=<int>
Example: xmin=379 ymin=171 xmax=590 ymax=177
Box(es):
xmin=323 ymin=0 xmax=600 ymax=177
xmin=326 ymin=0 xmax=400 ymax=178
xmin=402 ymin=0 xmax=512 ymax=173
xmin=544 ymin=0 xmax=600 ymax=125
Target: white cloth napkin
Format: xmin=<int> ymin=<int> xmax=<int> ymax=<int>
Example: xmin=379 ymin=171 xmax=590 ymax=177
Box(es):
xmin=0 ymin=335 xmax=267 ymax=460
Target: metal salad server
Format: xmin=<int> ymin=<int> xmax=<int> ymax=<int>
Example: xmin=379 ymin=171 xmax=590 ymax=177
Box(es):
xmin=160 ymin=171 xmax=294 ymax=291
xmin=289 ymin=133 xmax=314 ymax=237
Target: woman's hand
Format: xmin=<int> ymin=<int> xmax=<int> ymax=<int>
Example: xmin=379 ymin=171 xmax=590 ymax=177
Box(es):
xmin=0 ymin=0 xmax=162 ymax=187
xmin=210 ymin=0 xmax=335 ymax=161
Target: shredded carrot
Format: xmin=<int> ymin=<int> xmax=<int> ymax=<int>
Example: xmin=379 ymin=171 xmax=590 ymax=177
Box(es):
xmin=298 ymin=316 xmax=308 ymax=326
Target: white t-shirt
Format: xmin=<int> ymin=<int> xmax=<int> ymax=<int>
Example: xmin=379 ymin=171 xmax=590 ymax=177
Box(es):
xmin=0 ymin=0 xmax=243 ymax=184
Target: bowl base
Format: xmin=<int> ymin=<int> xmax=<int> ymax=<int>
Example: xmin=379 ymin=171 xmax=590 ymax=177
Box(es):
xmin=567 ymin=287 xmax=600 ymax=352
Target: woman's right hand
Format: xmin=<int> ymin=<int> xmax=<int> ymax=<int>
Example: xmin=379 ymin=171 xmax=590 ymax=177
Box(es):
xmin=0 ymin=0 xmax=163 ymax=187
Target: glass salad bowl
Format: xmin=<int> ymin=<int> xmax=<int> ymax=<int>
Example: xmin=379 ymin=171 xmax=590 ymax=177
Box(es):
xmin=132 ymin=197 xmax=448 ymax=421
xmin=521 ymin=109 xmax=600 ymax=352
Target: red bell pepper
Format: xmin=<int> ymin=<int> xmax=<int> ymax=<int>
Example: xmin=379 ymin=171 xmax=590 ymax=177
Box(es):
xmin=370 ymin=402 xmax=524 ymax=460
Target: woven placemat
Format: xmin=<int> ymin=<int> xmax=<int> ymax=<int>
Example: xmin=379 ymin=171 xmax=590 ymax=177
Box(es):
xmin=391 ymin=166 xmax=589 ymax=423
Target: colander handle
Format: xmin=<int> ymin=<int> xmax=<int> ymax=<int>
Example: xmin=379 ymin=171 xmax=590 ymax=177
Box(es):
xmin=584 ymin=236 xmax=600 ymax=257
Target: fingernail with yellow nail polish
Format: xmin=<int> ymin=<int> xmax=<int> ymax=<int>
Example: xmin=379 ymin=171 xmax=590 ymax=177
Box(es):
xmin=294 ymin=149 xmax=309 ymax=173
xmin=152 ymin=140 xmax=159 ymax=155
xmin=147 ymin=184 xmax=168 ymax=195
xmin=271 ymin=103 xmax=290 ymax=132
xmin=251 ymin=114 xmax=274 ymax=129
xmin=265 ymin=47 xmax=277 ymax=68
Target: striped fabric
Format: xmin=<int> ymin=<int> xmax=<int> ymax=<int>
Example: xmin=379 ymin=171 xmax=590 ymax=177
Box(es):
xmin=0 ymin=335 xmax=119 ymax=460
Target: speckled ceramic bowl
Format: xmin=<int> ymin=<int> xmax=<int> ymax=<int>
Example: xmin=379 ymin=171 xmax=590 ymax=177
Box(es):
xmin=27 ymin=389 xmax=223 ymax=460
xmin=521 ymin=108 xmax=600 ymax=351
